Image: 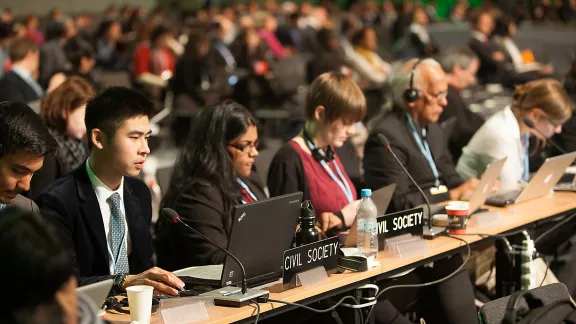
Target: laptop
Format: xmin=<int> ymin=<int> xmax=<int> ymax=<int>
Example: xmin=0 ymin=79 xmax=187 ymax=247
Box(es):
xmin=76 ymin=279 xmax=113 ymax=309
xmin=177 ymin=192 xmax=303 ymax=289
xmin=486 ymin=152 xmax=576 ymax=207
xmin=426 ymin=158 xmax=508 ymax=219
xmin=344 ymin=184 xmax=396 ymax=247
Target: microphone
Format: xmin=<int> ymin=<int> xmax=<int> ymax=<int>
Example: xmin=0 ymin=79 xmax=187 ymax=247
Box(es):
xmin=523 ymin=117 xmax=567 ymax=154
xmin=162 ymin=208 xmax=268 ymax=306
xmin=376 ymin=134 xmax=445 ymax=239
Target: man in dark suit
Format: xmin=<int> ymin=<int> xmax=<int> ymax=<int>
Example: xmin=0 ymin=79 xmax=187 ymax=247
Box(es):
xmin=364 ymin=58 xmax=479 ymax=212
xmin=36 ymin=87 xmax=184 ymax=295
xmin=437 ymin=46 xmax=485 ymax=162
xmin=467 ymin=11 xmax=508 ymax=86
xmin=0 ymin=101 xmax=57 ymax=213
xmin=0 ymin=37 xmax=44 ymax=103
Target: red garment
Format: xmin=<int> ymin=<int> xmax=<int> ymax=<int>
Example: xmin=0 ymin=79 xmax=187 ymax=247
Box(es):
xmin=241 ymin=187 xmax=257 ymax=204
xmin=131 ymin=43 xmax=175 ymax=77
xmin=289 ymin=141 xmax=357 ymax=216
xmin=258 ymin=29 xmax=285 ymax=59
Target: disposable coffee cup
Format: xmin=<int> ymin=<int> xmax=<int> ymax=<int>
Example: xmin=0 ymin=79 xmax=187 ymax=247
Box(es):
xmin=446 ymin=204 xmax=469 ymax=234
xmin=126 ymin=286 xmax=154 ymax=324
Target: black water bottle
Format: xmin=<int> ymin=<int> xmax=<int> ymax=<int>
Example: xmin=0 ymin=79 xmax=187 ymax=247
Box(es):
xmin=294 ymin=200 xmax=320 ymax=247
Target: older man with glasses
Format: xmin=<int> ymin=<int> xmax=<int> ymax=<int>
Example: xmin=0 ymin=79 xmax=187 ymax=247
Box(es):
xmin=364 ymin=58 xmax=480 ymax=212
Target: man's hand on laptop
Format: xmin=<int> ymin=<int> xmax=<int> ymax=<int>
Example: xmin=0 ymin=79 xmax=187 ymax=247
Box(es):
xmin=449 ymin=178 xmax=480 ymax=201
xmin=123 ymin=267 xmax=185 ymax=296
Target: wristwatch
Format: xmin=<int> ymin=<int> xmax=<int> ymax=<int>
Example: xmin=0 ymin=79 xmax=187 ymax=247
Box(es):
xmin=113 ymin=273 xmax=128 ymax=294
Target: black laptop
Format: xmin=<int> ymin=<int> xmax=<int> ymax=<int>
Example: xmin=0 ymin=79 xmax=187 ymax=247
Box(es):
xmin=177 ymin=192 xmax=303 ymax=288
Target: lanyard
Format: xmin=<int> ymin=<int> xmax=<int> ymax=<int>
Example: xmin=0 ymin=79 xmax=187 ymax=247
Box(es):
xmin=306 ymin=139 xmax=354 ymax=203
xmin=0 ymin=204 xmax=5 ymax=210
xmin=523 ymin=133 xmax=530 ymax=182
xmin=237 ymin=178 xmax=258 ymax=204
xmin=405 ymin=114 xmax=440 ymax=186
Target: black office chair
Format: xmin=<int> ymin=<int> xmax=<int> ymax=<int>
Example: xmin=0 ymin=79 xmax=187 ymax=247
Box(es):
xmin=478 ymin=283 xmax=573 ymax=324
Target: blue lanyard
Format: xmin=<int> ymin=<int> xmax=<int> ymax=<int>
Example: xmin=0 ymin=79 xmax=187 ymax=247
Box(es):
xmin=237 ymin=178 xmax=258 ymax=204
xmin=523 ymin=133 xmax=530 ymax=182
xmin=405 ymin=114 xmax=440 ymax=186
xmin=306 ymin=140 xmax=354 ymax=203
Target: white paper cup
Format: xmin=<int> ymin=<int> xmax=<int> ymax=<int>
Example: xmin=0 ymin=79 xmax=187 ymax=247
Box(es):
xmin=126 ymin=285 xmax=154 ymax=324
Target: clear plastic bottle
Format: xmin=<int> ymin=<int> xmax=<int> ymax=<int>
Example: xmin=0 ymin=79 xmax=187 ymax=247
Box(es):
xmin=356 ymin=189 xmax=379 ymax=259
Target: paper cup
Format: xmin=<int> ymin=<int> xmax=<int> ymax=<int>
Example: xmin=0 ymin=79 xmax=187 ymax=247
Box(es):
xmin=126 ymin=286 xmax=154 ymax=324
xmin=446 ymin=204 xmax=469 ymax=234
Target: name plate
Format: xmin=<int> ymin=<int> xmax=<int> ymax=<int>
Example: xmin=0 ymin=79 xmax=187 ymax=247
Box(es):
xmin=282 ymin=236 xmax=339 ymax=288
xmin=377 ymin=207 xmax=424 ymax=247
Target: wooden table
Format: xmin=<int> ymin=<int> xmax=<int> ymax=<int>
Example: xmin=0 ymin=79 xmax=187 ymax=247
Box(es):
xmin=105 ymin=192 xmax=576 ymax=324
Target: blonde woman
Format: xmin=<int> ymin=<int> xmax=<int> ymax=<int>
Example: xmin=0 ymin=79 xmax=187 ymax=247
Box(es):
xmin=457 ymin=79 xmax=574 ymax=191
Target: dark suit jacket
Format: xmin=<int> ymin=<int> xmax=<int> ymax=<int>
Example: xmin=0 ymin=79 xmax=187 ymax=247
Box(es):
xmin=0 ymin=70 xmax=42 ymax=103
xmin=408 ymin=32 xmax=440 ymax=58
xmin=35 ymin=164 xmax=153 ymax=286
xmin=439 ymin=86 xmax=485 ymax=162
xmin=468 ymin=37 xmax=507 ymax=85
xmin=39 ymin=40 xmax=68 ymax=87
xmin=363 ymin=109 xmax=464 ymax=212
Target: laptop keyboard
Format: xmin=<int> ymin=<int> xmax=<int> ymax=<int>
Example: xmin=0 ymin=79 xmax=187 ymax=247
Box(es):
xmin=555 ymin=183 xmax=576 ymax=191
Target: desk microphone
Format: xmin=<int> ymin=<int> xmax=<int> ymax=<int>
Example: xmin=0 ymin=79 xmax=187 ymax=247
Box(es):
xmin=162 ymin=208 xmax=268 ymax=307
xmin=376 ymin=134 xmax=445 ymax=239
xmin=523 ymin=117 xmax=567 ymax=154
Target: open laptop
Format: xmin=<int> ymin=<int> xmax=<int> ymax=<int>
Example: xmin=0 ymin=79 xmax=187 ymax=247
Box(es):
xmin=344 ymin=184 xmax=396 ymax=247
xmin=76 ymin=279 xmax=113 ymax=309
xmin=177 ymin=192 xmax=303 ymax=289
xmin=486 ymin=152 xmax=576 ymax=207
xmin=467 ymin=157 xmax=508 ymax=213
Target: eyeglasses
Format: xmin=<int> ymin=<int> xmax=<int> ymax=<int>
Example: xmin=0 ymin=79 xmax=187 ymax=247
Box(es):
xmin=422 ymin=89 xmax=448 ymax=101
xmin=228 ymin=141 xmax=259 ymax=154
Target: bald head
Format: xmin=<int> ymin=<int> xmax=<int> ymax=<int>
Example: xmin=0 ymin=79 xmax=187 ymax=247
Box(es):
xmin=392 ymin=58 xmax=448 ymax=126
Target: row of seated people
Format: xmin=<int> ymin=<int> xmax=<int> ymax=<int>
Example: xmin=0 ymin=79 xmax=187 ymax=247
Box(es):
xmin=2 ymin=63 xmax=574 ymax=322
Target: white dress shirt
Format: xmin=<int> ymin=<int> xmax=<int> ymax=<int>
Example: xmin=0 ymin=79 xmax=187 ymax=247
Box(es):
xmin=86 ymin=159 xmax=132 ymax=274
xmin=456 ymin=106 xmax=528 ymax=192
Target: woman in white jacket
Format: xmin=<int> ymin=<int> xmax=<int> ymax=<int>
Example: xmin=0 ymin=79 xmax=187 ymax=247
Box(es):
xmin=457 ymin=79 xmax=573 ymax=192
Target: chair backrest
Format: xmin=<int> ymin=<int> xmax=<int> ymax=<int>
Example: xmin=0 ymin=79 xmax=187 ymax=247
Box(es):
xmin=479 ymin=283 xmax=572 ymax=324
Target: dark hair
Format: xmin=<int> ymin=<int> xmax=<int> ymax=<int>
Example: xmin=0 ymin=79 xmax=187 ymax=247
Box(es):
xmin=150 ymin=25 xmax=170 ymax=44
xmin=0 ymin=101 xmax=58 ymax=157
xmin=350 ymin=27 xmax=373 ymax=47
xmin=493 ymin=14 xmax=515 ymax=37
xmin=183 ymin=31 xmax=210 ymax=60
xmin=0 ymin=207 xmax=73 ymax=323
xmin=317 ymin=28 xmax=339 ymax=52
xmin=64 ymin=37 xmax=94 ymax=70
xmin=8 ymin=37 xmax=37 ymax=62
xmin=41 ymin=76 xmax=96 ymax=134
xmin=95 ymin=19 xmax=120 ymax=41
xmin=84 ymin=87 xmax=154 ymax=144
xmin=161 ymin=101 xmax=257 ymax=232
xmin=45 ymin=20 xmax=67 ymax=41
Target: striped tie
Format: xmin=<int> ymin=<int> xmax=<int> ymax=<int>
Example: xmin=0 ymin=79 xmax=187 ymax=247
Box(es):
xmin=108 ymin=193 xmax=129 ymax=274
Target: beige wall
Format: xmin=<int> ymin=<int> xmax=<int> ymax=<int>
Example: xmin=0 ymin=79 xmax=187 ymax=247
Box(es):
xmin=3 ymin=0 xmax=156 ymax=16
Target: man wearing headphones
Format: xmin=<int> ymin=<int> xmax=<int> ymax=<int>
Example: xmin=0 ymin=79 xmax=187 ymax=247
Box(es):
xmin=364 ymin=58 xmax=479 ymax=212
xmin=0 ymin=101 xmax=57 ymax=213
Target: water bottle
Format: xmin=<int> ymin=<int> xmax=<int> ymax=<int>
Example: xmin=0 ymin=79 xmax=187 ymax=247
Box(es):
xmin=294 ymin=200 xmax=320 ymax=247
xmin=356 ymin=189 xmax=378 ymax=259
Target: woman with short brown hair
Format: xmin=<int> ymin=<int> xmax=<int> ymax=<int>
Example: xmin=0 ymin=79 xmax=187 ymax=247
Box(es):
xmin=268 ymin=72 xmax=366 ymax=232
xmin=32 ymin=76 xmax=95 ymax=197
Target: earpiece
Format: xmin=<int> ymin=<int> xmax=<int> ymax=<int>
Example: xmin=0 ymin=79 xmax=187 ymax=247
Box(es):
xmin=404 ymin=59 xmax=424 ymax=103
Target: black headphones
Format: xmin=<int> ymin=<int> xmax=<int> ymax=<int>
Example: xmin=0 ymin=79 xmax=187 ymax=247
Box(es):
xmin=105 ymin=295 xmax=160 ymax=314
xmin=302 ymin=129 xmax=335 ymax=163
xmin=404 ymin=59 xmax=424 ymax=103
